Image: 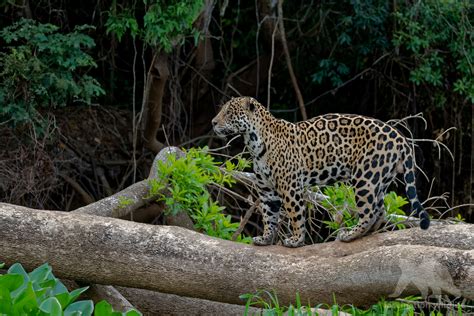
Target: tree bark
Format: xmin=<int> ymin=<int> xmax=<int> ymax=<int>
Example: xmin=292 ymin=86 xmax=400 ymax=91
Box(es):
xmin=0 ymin=204 xmax=472 ymax=306
xmin=143 ymin=51 xmax=169 ymax=153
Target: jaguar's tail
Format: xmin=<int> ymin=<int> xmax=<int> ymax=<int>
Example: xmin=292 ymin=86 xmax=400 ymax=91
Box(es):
xmin=402 ymin=148 xmax=430 ymax=229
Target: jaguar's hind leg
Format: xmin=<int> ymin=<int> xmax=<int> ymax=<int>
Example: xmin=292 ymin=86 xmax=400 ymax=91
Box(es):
xmin=370 ymin=192 xmax=387 ymax=232
xmin=253 ymin=190 xmax=281 ymax=246
xmin=371 ymin=173 xmax=396 ymax=232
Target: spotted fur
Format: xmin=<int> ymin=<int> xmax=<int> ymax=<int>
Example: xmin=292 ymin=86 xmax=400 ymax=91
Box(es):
xmin=212 ymin=97 xmax=430 ymax=247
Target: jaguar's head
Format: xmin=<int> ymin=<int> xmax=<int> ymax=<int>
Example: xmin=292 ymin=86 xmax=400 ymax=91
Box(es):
xmin=212 ymin=96 xmax=263 ymax=137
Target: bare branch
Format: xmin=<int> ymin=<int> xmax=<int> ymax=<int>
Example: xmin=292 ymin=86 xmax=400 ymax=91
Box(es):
xmin=277 ymin=0 xmax=307 ymax=120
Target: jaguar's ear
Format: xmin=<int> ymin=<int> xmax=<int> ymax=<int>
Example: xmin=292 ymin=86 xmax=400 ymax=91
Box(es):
xmin=247 ymin=99 xmax=255 ymax=112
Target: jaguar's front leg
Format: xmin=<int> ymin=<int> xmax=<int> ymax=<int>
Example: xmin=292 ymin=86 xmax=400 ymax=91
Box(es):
xmin=281 ymin=190 xmax=306 ymax=248
xmin=253 ymin=190 xmax=281 ymax=246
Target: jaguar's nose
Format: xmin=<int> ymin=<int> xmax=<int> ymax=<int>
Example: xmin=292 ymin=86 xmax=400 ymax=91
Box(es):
xmin=211 ymin=119 xmax=217 ymax=127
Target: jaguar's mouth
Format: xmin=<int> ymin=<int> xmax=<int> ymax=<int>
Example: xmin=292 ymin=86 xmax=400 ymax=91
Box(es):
xmin=213 ymin=126 xmax=235 ymax=138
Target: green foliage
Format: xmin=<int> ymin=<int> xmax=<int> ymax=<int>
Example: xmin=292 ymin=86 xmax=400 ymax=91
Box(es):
xmin=105 ymin=8 xmax=139 ymax=41
xmin=309 ymin=0 xmax=473 ymax=106
xmin=94 ymin=300 xmax=142 ymax=316
xmin=240 ymin=290 xmax=285 ymax=315
xmin=0 ymin=262 xmax=141 ymax=316
xmin=148 ymin=147 xmax=252 ymax=243
xmin=118 ymin=196 xmax=134 ymax=209
xmin=455 ymin=213 xmax=466 ymax=222
xmin=393 ymin=0 xmax=474 ymax=104
xmin=0 ymin=19 xmax=105 ymax=127
xmin=312 ymin=59 xmax=350 ymax=87
xmin=362 ymin=298 xmax=415 ymax=316
xmin=143 ymin=0 xmax=203 ymax=51
xmin=240 ymin=290 xmax=422 ymax=316
xmin=310 ymin=0 xmax=390 ymax=87
xmin=0 ymin=262 xmax=92 ymax=315
xmin=384 ymin=191 xmax=409 ymax=229
xmin=320 ymin=183 xmax=410 ymax=232
xmin=106 ymin=0 xmax=204 ymax=52
xmin=320 ymin=183 xmax=357 ymax=230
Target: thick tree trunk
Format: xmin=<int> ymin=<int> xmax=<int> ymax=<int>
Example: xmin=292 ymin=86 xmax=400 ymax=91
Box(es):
xmin=0 ymin=204 xmax=472 ymax=306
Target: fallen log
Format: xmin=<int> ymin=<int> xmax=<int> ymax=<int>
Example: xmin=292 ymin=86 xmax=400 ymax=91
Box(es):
xmin=116 ymin=287 xmax=350 ymax=316
xmin=0 ymin=203 xmax=472 ymax=307
xmin=85 ymin=284 xmax=136 ymax=312
xmin=116 ymin=287 xmax=263 ymax=316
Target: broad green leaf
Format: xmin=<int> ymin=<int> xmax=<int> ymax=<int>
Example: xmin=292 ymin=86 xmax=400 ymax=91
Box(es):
xmin=55 ymin=292 xmax=71 ymax=309
xmin=8 ymin=263 xmax=29 ymax=281
xmin=0 ymin=286 xmax=13 ymax=314
xmin=12 ymin=281 xmax=38 ymax=314
xmin=34 ymin=287 xmax=48 ymax=300
xmin=39 ymin=278 xmax=57 ymax=290
xmin=69 ymin=286 xmax=90 ymax=303
xmin=0 ymin=274 xmax=23 ymax=292
xmin=29 ymin=263 xmax=52 ymax=284
xmin=94 ymin=300 xmax=114 ymax=316
xmin=39 ymin=297 xmax=62 ymax=316
xmin=64 ymin=300 xmax=94 ymax=316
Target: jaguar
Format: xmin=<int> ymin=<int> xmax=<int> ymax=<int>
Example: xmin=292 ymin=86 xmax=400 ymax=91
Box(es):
xmin=212 ymin=96 xmax=430 ymax=247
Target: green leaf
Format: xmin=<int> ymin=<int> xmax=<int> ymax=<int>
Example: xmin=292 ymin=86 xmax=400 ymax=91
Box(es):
xmin=55 ymin=292 xmax=71 ymax=309
xmin=9 ymin=264 xmax=30 ymax=300
xmin=51 ymin=279 xmax=68 ymax=296
xmin=64 ymin=300 xmax=94 ymax=316
xmin=94 ymin=300 xmax=113 ymax=315
xmin=69 ymin=286 xmax=90 ymax=303
xmin=29 ymin=263 xmax=53 ymax=284
xmin=39 ymin=297 xmax=62 ymax=316
xmin=0 ymin=274 xmax=24 ymax=292
xmin=0 ymin=285 xmax=13 ymax=314
xmin=8 ymin=263 xmax=29 ymax=280
xmin=12 ymin=281 xmax=38 ymax=314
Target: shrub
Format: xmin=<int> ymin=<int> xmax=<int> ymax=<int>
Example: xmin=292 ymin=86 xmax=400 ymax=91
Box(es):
xmin=393 ymin=0 xmax=474 ymax=105
xmin=148 ymin=147 xmax=252 ymax=243
xmin=0 ymin=262 xmax=141 ymax=315
xmin=0 ymin=19 xmax=104 ymax=128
